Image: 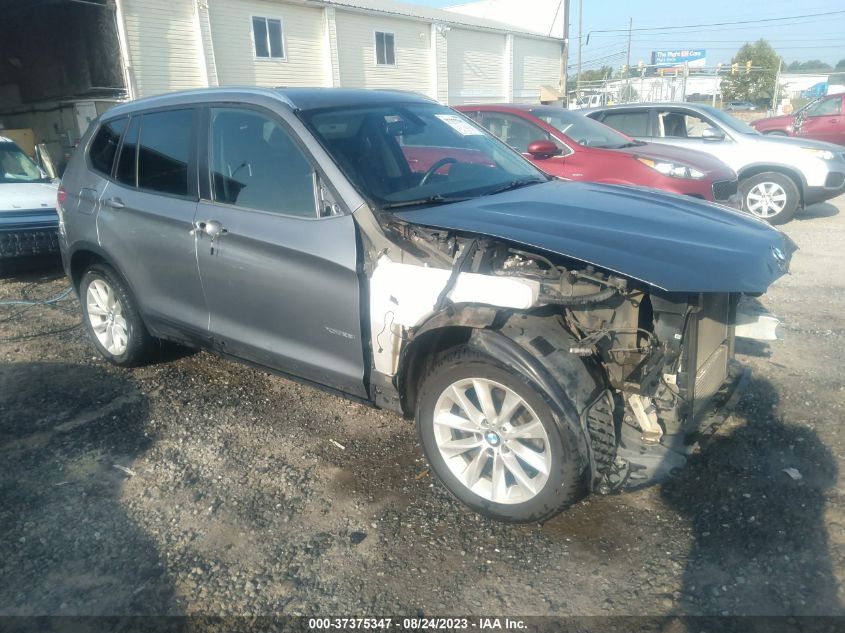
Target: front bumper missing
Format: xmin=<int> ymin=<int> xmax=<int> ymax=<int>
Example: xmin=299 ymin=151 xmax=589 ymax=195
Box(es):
xmin=598 ymin=361 xmax=749 ymax=492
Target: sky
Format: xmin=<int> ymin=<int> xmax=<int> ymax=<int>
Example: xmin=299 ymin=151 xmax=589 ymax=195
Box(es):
xmin=398 ymin=0 xmax=845 ymax=71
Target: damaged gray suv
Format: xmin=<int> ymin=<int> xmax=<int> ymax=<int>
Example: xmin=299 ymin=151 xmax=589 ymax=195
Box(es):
xmin=59 ymin=88 xmax=796 ymax=522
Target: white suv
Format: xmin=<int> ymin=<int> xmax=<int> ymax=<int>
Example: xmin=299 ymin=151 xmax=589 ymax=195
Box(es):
xmin=588 ymin=103 xmax=845 ymax=224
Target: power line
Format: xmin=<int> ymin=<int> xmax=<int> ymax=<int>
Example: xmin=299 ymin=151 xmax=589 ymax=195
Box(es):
xmin=586 ymin=9 xmax=845 ymax=34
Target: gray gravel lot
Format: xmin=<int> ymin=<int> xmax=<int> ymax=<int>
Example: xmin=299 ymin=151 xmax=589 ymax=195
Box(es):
xmin=1 ymin=198 xmax=844 ymax=617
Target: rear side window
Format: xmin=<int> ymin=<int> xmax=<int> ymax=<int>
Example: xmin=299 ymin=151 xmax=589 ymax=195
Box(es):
xmin=89 ymin=117 xmax=127 ymax=176
xmin=137 ymin=109 xmax=193 ymax=197
xmin=116 ymin=116 xmax=140 ymax=186
xmin=598 ymin=111 xmax=650 ymax=137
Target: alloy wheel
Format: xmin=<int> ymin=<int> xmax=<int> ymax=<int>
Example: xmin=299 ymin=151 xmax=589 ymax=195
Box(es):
xmin=746 ymin=181 xmax=788 ymax=218
xmin=432 ymin=378 xmax=552 ymax=504
xmin=86 ymin=279 xmax=129 ymax=356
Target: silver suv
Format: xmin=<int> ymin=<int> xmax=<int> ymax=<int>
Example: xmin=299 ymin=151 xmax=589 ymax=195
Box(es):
xmin=588 ymin=103 xmax=845 ymax=224
xmin=59 ymin=88 xmax=795 ymax=522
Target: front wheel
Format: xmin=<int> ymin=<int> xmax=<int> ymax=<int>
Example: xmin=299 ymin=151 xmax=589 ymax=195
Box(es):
xmin=416 ymin=346 xmax=586 ymax=522
xmin=740 ymin=172 xmax=799 ymax=224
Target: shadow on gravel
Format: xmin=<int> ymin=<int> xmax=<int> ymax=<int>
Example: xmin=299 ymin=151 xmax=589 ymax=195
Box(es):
xmin=0 ymin=362 xmax=177 ymax=615
xmin=796 ymin=202 xmax=839 ymax=221
xmin=662 ymin=375 xmax=841 ymax=616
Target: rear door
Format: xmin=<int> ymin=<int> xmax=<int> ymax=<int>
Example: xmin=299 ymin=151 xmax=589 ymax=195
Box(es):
xmin=194 ymin=105 xmax=366 ymax=397
xmin=592 ymin=108 xmax=652 ymax=140
xmin=796 ymin=95 xmax=844 ymax=145
xmin=95 ymin=108 xmax=208 ymax=339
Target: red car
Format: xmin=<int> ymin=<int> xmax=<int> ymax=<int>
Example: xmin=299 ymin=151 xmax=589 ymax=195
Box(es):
xmin=751 ymin=93 xmax=845 ymax=146
xmin=455 ymin=104 xmax=740 ymax=206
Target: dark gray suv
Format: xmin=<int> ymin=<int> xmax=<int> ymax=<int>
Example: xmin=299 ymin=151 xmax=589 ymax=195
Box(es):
xmin=59 ymin=87 xmax=796 ymax=522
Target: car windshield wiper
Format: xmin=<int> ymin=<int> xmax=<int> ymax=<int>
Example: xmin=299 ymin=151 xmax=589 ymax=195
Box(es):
xmin=483 ymin=178 xmax=545 ymax=196
xmin=381 ymin=194 xmax=470 ymax=210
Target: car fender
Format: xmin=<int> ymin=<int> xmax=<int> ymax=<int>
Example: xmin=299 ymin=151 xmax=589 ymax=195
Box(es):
xmin=467 ymin=316 xmax=607 ymax=487
xmin=399 ymin=308 xmax=608 ymax=487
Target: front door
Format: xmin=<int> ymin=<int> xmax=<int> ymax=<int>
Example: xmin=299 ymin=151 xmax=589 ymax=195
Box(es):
xmin=472 ymin=112 xmax=570 ymax=178
xmin=95 ymin=108 xmax=208 ymax=339
xmin=194 ymin=106 xmax=366 ymax=397
xmin=797 ymin=95 xmax=844 ymax=145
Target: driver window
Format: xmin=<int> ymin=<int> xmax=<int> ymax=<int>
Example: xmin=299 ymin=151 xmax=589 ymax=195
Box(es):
xmin=210 ymin=108 xmax=317 ymax=218
xmin=658 ymin=112 xmax=713 ymax=138
xmin=477 ymin=113 xmax=558 ymax=153
xmin=808 ymin=97 xmax=842 ymax=117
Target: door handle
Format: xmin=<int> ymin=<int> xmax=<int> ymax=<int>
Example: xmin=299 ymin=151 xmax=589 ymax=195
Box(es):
xmin=104 ymin=197 xmax=125 ymax=209
xmin=190 ymin=219 xmax=227 ymax=240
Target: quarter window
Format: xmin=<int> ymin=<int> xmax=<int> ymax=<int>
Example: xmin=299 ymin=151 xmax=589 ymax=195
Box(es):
xmin=89 ymin=117 xmax=127 ymax=176
xmin=137 ymin=109 xmax=193 ymax=197
xmin=252 ymin=17 xmax=284 ymax=59
xmin=375 ymin=31 xmax=395 ymax=66
xmin=210 ymin=108 xmax=316 ymax=218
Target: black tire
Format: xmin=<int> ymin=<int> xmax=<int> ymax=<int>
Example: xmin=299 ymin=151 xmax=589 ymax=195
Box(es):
xmin=79 ymin=264 xmax=153 ymax=366
xmin=416 ymin=345 xmax=586 ymax=523
xmin=740 ymin=171 xmax=800 ymax=225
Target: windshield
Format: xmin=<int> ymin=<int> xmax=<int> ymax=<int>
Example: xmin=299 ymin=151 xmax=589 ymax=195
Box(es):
xmin=698 ymin=106 xmax=760 ymax=136
xmin=0 ymin=142 xmax=46 ymax=184
xmin=533 ymin=110 xmax=636 ymax=149
xmin=300 ymin=102 xmax=546 ymax=208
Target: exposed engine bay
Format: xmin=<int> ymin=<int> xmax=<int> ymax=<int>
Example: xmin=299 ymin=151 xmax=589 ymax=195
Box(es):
xmin=365 ymin=216 xmax=745 ymax=490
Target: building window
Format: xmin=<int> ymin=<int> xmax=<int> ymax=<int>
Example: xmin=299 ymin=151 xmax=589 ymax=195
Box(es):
xmin=374 ymin=31 xmax=395 ymax=66
xmin=252 ymin=16 xmax=284 ymax=59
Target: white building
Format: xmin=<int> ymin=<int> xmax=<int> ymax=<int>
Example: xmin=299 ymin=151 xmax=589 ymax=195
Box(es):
xmin=0 ymin=0 xmax=566 ymax=169
xmin=119 ymin=0 xmax=565 ymax=106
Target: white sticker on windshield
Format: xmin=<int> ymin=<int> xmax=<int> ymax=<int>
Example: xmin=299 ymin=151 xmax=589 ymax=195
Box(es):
xmin=435 ymin=114 xmax=484 ymax=136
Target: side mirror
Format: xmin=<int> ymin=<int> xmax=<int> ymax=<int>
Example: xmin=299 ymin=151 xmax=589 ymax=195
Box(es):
xmin=527 ymin=139 xmax=560 ymax=158
xmin=701 ymin=127 xmax=725 ymax=141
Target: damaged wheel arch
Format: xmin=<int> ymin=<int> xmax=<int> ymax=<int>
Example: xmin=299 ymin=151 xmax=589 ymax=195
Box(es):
xmin=396 ymin=310 xmax=613 ymax=490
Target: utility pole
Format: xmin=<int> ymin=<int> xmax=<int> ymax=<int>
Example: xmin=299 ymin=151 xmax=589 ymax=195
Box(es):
xmin=624 ymin=17 xmax=632 ymax=101
xmin=576 ymin=0 xmax=582 ymax=95
xmin=771 ymin=58 xmax=782 ymax=114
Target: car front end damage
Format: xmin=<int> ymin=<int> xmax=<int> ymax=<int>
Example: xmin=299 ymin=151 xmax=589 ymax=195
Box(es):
xmin=355 ymin=180 xmax=797 ymax=493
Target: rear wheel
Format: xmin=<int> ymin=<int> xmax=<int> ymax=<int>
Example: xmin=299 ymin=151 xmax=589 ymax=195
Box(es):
xmin=80 ymin=264 xmax=153 ymax=366
xmin=740 ymin=172 xmax=799 ymax=224
xmin=417 ymin=346 xmax=586 ymax=522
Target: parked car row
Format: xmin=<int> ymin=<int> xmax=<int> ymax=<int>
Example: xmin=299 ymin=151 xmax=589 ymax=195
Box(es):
xmin=587 ymin=102 xmax=845 ymax=224
xmin=456 ymin=104 xmax=739 ymax=207
xmin=55 ymin=87 xmax=797 ymax=522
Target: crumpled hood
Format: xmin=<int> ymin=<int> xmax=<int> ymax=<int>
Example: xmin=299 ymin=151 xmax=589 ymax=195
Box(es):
xmin=0 ymin=182 xmax=58 ymax=212
xmin=394 ymin=180 xmax=797 ymax=293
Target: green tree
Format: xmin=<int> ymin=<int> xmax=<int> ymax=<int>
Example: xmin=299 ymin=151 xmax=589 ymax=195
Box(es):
xmin=721 ymin=39 xmax=783 ymax=103
xmin=787 ymin=59 xmax=833 ymax=72
xmin=567 ymin=65 xmax=614 ymax=92
xmin=836 ymin=59 xmax=845 ymax=70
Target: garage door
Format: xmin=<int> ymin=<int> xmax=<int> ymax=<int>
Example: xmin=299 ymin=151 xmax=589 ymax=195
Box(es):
xmin=447 ymin=29 xmax=506 ymax=105
xmin=512 ymin=37 xmax=562 ymax=103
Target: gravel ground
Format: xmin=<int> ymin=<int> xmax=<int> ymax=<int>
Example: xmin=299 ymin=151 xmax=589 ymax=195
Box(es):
xmin=1 ymin=198 xmax=844 ymax=617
